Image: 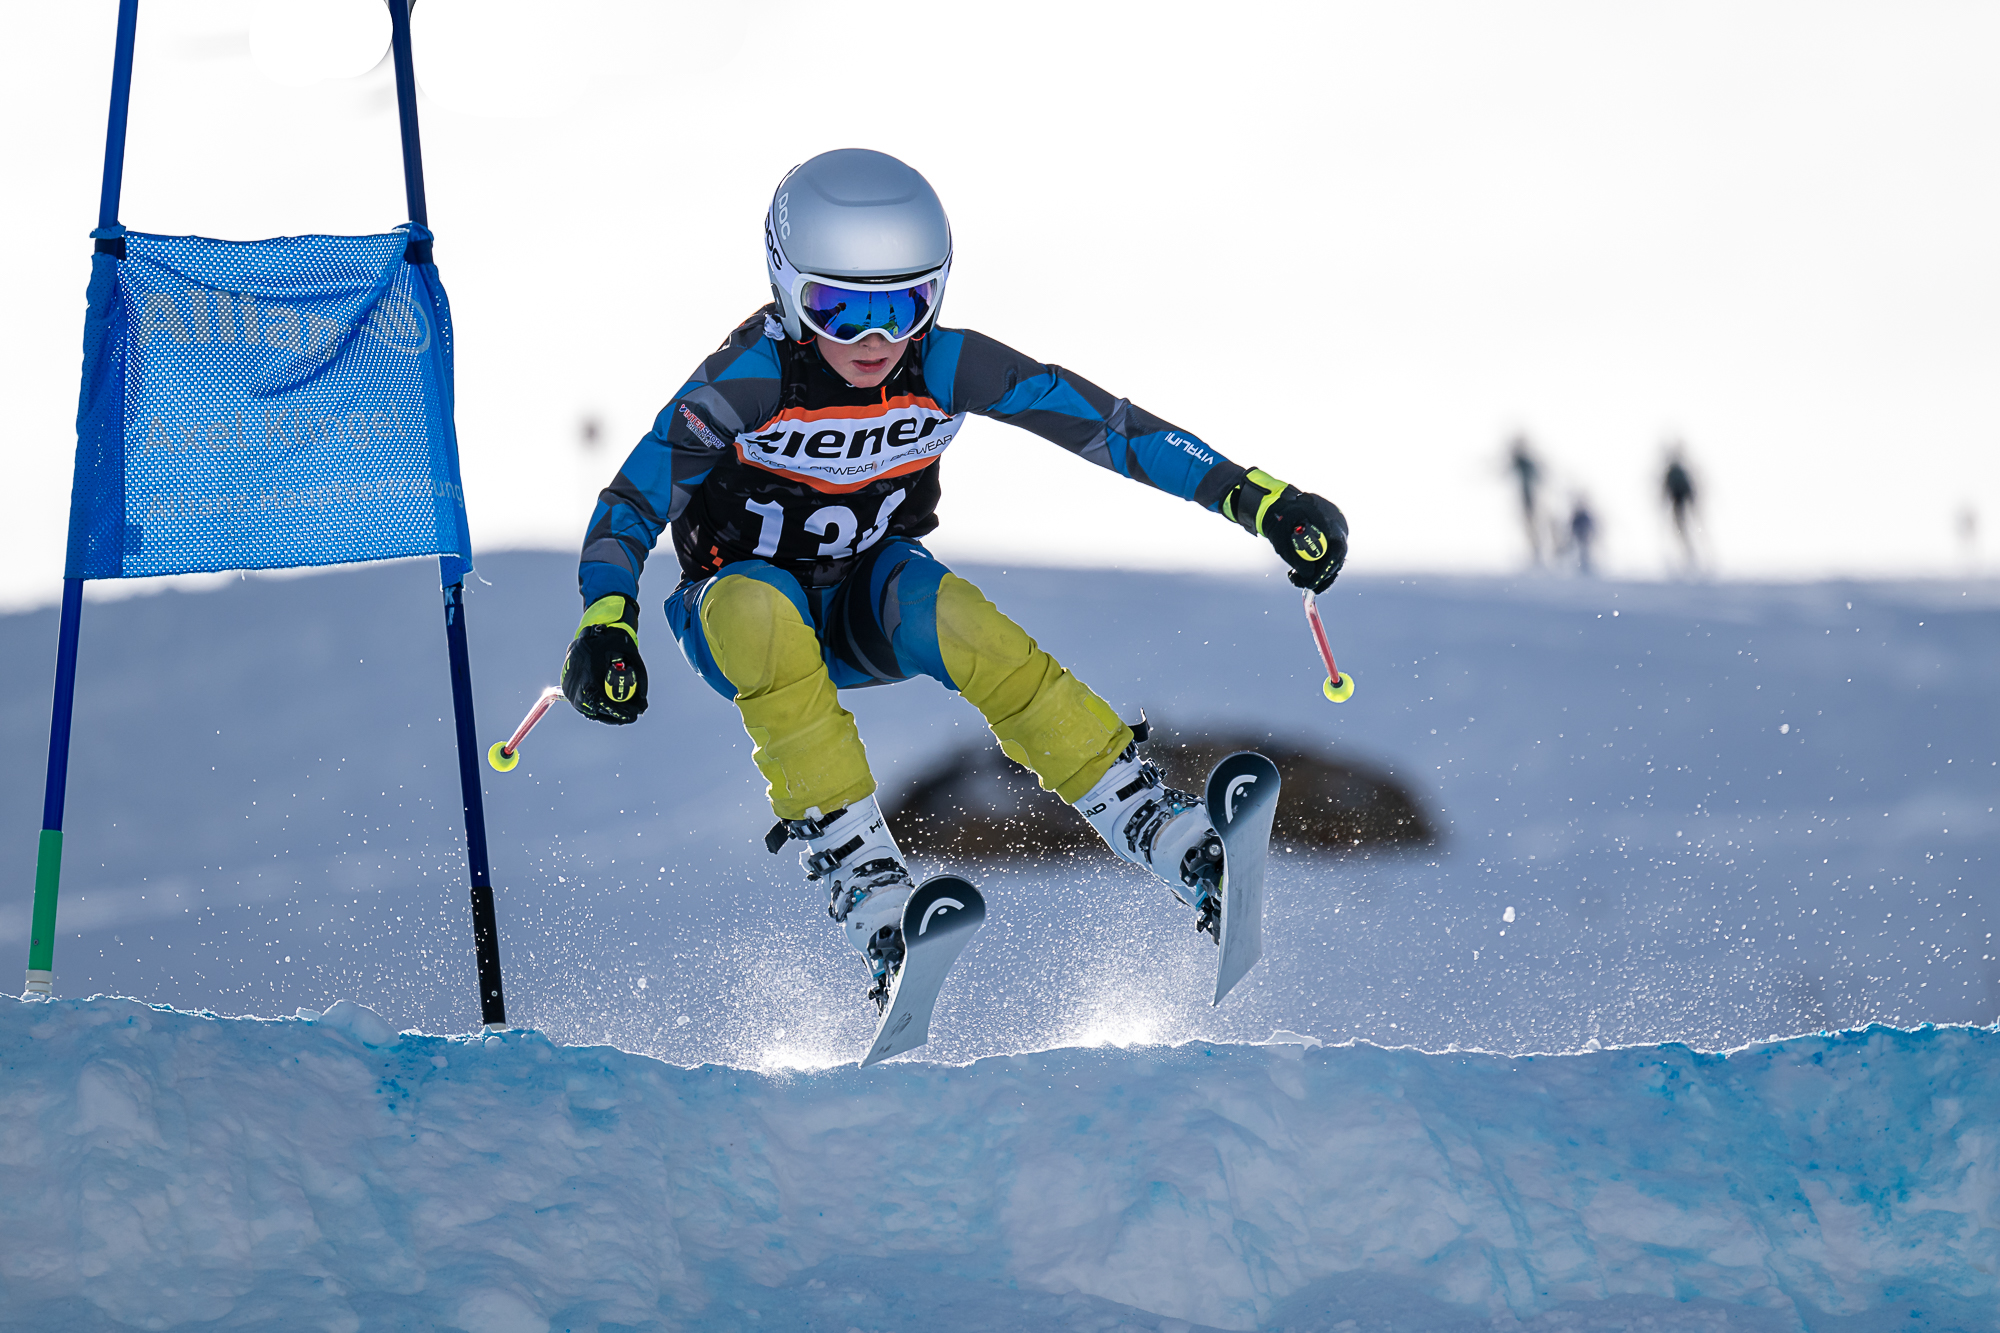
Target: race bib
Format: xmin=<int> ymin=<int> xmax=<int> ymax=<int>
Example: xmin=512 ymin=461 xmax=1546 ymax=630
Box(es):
xmin=735 ymin=395 xmax=964 ymax=494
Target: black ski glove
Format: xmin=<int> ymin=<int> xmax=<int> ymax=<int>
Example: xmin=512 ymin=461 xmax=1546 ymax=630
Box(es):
xmin=562 ymin=595 xmax=648 ymax=724
xmin=1227 ymin=468 xmax=1349 ymax=593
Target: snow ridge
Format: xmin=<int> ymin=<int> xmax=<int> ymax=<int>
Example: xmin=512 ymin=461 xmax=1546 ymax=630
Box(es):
xmin=3 ymin=996 xmax=1996 ymax=1331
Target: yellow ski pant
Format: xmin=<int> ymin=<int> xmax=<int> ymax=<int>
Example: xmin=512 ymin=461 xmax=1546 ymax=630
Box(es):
xmin=667 ymin=541 xmax=1130 ymax=821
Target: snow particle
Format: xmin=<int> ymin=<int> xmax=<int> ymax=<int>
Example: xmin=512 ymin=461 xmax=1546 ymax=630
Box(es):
xmin=1780 ymin=723 xmax=1790 ymax=734
xmin=1502 ymin=906 xmax=1516 ymax=923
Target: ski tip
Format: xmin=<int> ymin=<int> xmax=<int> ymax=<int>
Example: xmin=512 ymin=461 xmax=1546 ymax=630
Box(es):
xmin=903 ymin=876 xmax=986 ymax=940
xmin=1207 ymin=753 xmax=1281 ymax=827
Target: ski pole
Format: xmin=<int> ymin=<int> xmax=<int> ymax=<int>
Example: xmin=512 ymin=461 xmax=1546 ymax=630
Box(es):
xmin=1302 ymin=588 xmax=1354 ymax=703
xmin=488 ymin=686 xmax=562 ymax=772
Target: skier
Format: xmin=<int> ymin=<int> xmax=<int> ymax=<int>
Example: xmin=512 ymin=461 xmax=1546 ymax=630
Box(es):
xmin=562 ymin=149 xmax=1347 ymax=1009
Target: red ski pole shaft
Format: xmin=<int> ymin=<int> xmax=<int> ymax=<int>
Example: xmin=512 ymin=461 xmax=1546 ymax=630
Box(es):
xmin=489 ymin=686 xmax=562 ymax=772
xmin=504 ymin=687 xmax=562 ymax=753
xmin=1303 ymin=589 xmax=1354 ymax=703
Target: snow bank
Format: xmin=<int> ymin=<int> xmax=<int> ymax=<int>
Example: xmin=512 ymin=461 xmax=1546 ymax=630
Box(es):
xmin=4 ymin=996 xmax=1996 ymax=1332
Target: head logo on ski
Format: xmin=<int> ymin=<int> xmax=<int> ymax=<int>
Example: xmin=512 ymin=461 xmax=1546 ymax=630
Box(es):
xmin=918 ymin=895 xmax=966 ymax=936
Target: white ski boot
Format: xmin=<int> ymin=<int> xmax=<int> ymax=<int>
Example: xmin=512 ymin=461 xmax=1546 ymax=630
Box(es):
xmin=769 ymin=794 xmax=916 ymax=1010
xmin=1073 ymin=722 xmax=1226 ymax=940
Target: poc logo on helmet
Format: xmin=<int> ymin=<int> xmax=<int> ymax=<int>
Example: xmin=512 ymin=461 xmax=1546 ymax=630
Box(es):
xmin=774 ymin=191 xmax=790 ymax=239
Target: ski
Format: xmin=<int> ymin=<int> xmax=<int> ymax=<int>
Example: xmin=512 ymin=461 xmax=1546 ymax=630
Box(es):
xmin=859 ymin=875 xmax=985 ymax=1068
xmin=1206 ymin=752 xmax=1280 ymax=1005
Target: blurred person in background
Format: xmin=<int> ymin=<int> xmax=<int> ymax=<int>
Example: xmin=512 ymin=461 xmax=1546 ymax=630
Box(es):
xmin=1506 ymin=435 xmax=1544 ymax=566
xmin=1663 ymin=442 xmax=1700 ymax=571
xmin=1566 ymin=493 xmax=1598 ymax=577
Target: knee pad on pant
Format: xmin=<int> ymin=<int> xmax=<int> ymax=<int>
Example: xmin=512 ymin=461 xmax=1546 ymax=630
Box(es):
xmin=935 ymin=573 xmax=1131 ymax=804
xmin=701 ymin=572 xmax=875 ymax=820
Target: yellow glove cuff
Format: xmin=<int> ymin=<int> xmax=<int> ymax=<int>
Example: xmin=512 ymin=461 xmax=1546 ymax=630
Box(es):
xmin=1223 ymin=467 xmax=1293 ymax=536
xmin=576 ymin=595 xmax=637 ymax=643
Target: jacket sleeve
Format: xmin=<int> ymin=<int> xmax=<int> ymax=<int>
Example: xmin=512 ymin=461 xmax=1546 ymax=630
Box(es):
xmin=919 ymin=327 xmax=1248 ymax=510
xmin=578 ymin=312 xmax=783 ymax=608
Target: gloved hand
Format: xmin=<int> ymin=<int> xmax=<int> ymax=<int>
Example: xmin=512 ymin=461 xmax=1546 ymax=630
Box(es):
xmin=562 ymin=595 xmax=648 ymax=724
xmin=1227 ymin=468 xmax=1349 ymax=593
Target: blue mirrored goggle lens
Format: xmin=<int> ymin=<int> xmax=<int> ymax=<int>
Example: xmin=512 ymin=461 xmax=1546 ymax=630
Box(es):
xmin=799 ymin=279 xmax=937 ymax=342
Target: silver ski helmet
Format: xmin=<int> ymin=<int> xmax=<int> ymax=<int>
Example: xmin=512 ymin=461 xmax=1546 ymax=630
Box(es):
xmin=765 ymin=148 xmax=952 ymax=344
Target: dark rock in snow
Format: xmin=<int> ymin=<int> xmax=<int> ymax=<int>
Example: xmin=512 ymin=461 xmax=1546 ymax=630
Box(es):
xmin=889 ymin=724 xmax=1432 ymax=860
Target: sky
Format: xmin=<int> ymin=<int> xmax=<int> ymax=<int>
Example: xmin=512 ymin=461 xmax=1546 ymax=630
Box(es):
xmin=1 ymin=0 xmax=1996 ymax=612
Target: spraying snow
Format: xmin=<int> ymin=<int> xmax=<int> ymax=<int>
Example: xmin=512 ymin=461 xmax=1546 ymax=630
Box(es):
xmin=5 ymin=559 xmax=1993 ymax=1061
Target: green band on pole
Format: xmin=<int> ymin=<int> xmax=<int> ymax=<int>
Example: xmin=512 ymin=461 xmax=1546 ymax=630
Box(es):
xmin=28 ymin=828 xmax=63 ymax=976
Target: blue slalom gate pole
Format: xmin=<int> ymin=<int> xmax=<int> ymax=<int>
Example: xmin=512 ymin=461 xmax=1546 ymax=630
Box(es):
xmin=388 ymin=0 xmax=507 ymax=1029
xmin=95 ymin=0 xmax=140 ymax=254
xmin=442 ymin=569 xmax=506 ymax=1028
xmin=27 ymin=0 xmax=140 ymax=995
xmin=27 ymin=581 xmax=86 ymax=994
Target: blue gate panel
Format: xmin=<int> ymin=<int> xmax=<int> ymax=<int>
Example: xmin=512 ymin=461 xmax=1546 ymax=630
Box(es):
xmin=66 ymin=225 xmax=472 ymax=579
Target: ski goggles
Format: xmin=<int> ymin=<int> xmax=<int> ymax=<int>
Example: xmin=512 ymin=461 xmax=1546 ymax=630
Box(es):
xmin=789 ymin=267 xmax=946 ymax=345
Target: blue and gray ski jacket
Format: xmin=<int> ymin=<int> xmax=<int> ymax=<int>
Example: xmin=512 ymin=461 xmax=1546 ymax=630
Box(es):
xmin=579 ymin=307 xmax=1248 ymax=603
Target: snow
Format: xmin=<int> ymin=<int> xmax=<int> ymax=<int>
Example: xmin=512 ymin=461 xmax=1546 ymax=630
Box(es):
xmin=4 ymin=559 xmax=1999 ymax=1327
xmin=5 ymin=995 xmax=1997 ymax=1331
xmin=4 ymin=556 xmax=1994 ymax=1062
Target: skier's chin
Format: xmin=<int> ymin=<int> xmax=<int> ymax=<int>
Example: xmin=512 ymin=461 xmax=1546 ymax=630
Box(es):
xmin=818 ymin=335 xmax=907 ymax=388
